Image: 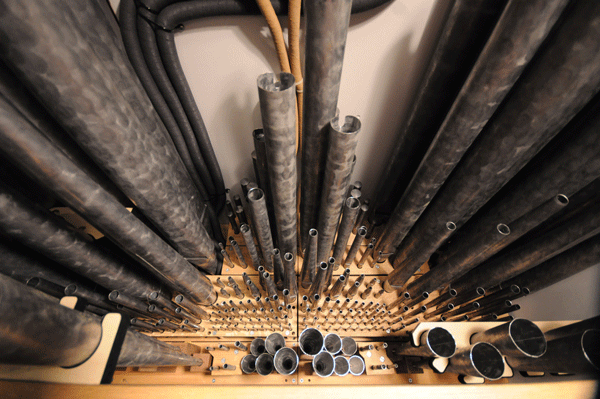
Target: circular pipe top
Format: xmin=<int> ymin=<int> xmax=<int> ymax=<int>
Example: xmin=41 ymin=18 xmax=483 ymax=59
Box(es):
xmin=324 ymin=333 xmax=342 ymax=355
xmin=274 ymin=347 xmax=299 ymax=375
xmin=250 ymin=338 xmax=266 ymax=356
xmin=299 ymin=328 xmax=324 ymax=356
xmin=255 ymin=353 xmax=274 ymax=376
xmin=341 ymin=337 xmax=357 ymax=356
xmin=334 ymin=355 xmax=350 ymax=376
xmin=470 ymin=342 xmax=505 ymax=380
xmin=265 ymin=332 xmax=286 ymax=355
xmin=508 ymin=319 xmax=547 ymax=358
xmin=312 ymin=351 xmax=335 ymax=377
xmin=424 ymin=327 xmax=456 ymax=358
xmin=348 ymin=355 xmax=365 ymax=376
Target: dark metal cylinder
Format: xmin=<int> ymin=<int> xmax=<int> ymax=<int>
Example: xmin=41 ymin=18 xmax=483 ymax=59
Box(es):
xmin=239 ymin=224 xmax=261 ymax=270
xmin=299 ymin=328 xmax=324 ymax=356
xmin=344 ymin=226 xmax=367 ymax=267
xmin=342 ymin=337 xmax=357 ymax=356
xmin=332 ymin=197 xmax=361 ymax=266
xmin=271 ymin=249 xmax=285 ymax=291
xmin=257 ymin=72 xmax=298 ymax=256
xmin=543 ymin=316 xmax=600 ymax=342
xmin=274 ymin=347 xmax=299 ymax=375
xmin=308 ymin=262 xmax=329 ymax=301
xmin=229 ymin=237 xmax=248 ymax=269
xmin=329 ymin=275 xmax=347 ymax=299
xmin=353 ymin=203 xmax=369 ymax=235
xmin=300 ymin=228 xmax=319 ymax=289
xmin=250 ymin=338 xmax=267 ymax=356
xmin=471 ymin=319 xmax=547 ymax=358
xmin=446 ymin=342 xmax=505 ymax=380
xmin=334 ymin=355 xmax=350 ymax=376
xmin=247 ymin=188 xmax=275 ymax=272
xmin=357 ymin=242 xmax=375 ymax=269
xmin=393 ymin=327 xmax=456 ymax=358
xmin=313 ymin=351 xmax=335 ymax=377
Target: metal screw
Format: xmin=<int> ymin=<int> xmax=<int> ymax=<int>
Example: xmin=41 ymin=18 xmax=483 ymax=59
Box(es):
xmin=212 ymin=379 xmax=216 ymax=383
xmin=300 ymin=379 xmax=304 ymax=383
xmin=380 ymin=356 xmax=385 ymax=362
xmin=221 ymin=358 xmax=226 ymax=363
xmin=234 ymin=349 xmax=239 ymax=354
xmin=226 ymin=268 xmax=229 ymax=272
xmin=408 ymin=378 xmax=413 ymax=383
xmin=292 ymin=379 xmax=296 ymax=383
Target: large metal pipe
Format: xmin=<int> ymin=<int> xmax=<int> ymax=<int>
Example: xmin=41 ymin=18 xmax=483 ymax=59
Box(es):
xmin=332 ymin=197 xmax=361 ymax=267
xmin=543 ymin=316 xmax=600 ymax=342
xmin=300 ymin=0 xmax=352 ymax=252
xmin=257 ymin=72 xmax=297 ymax=256
xmin=369 ymin=0 xmax=509 ymax=226
xmin=273 ymin=347 xmax=298 ymax=375
xmin=316 ymin=116 xmax=362 ymax=264
xmin=299 ymin=328 xmax=324 ymax=356
xmin=445 ymin=342 xmax=505 ymax=380
xmin=0 ymin=95 xmax=216 ymax=305
xmin=385 ymin=0 xmax=600 ymax=291
xmin=506 ymin=330 xmax=600 ymax=374
xmin=376 ymin=0 xmax=570 ymax=263
xmin=390 ymin=327 xmax=456 ymax=358
xmin=0 ymin=183 xmax=161 ymax=301
xmin=252 ymin=129 xmax=278 ymax=241
xmin=471 ymin=319 xmax=547 ymax=358
xmin=0 ymin=274 xmax=202 ymax=367
xmin=407 ymin=194 xmax=568 ymax=298
xmin=247 ymin=188 xmax=275 ymax=272
xmin=300 ymin=228 xmax=318 ymax=289
xmin=452 ymin=200 xmax=600 ymax=293
xmin=0 ymin=0 xmax=220 ymax=273
xmin=308 ymin=262 xmax=329 ymax=302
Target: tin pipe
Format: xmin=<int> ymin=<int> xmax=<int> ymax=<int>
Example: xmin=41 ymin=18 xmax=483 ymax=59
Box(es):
xmin=324 ymin=333 xmax=343 ymax=355
xmin=424 ymin=303 xmax=454 ymax=319
xmin=344 ymin=226 xmax=367 ymax=267
xmin=471 ymin=319 xmax=547 ymax=358
xmin=252 ymin=129 xmax=278 ymax=240
xmin=308 ymin=262 xmax=329 ymax=301
xmin=173 ymin=295 xmax=210 ymax=320
xmin=0 ymin=97 xmax=216 ymax=305
xmin=543 ymin=316 xmax=600 ymax=342
xmin=300 ymin=228 xmax=319 ymax=289
xmin=329 ymin=275 xmax=347 ymax=298
xmin=506 ymin=330 xmax=600 ymax=374
xmin=250 ymin=338 xmax=267 ymax=356
xmin=393 ymin=327 xmax=456 ymax=358
xmin=271 ymin=249 xmax=286 ymax=291
xmin=239 ymin=224 xmax=261 ymax=270
xmin=256 ymin=353 xmax=275 ymax=376
xmin=227 ymin=212 xmax=240 ymax=235
xmin=426 ymin=289 xmax=458 ymax=308
xmin=229 ymin=238 xmax=248 ymax=269
xmin=109 ymin=291 xmax=151 ymax=316
xmin=342 ymin=337 xmax=357 ymax=356
xmin=247 ymin=188 xmax=275 ymax=272
xmin=357 ymin=242 xmax=375 ymax=269
xmin=316 ymin=116 xmax=362 ymax=263
xmin=283 ymin=252 xmax=297 ymax=300
xmin=274 ymin=347 xmax=298 ymax=375
xmin=445 ymin=342 xmax=505 ymax=380
xmin=241 ymin=354 xmax=257 ymax=374
xmin=312 ymin=352 xmax=335 ymax=378
xmin=334 ymin=356 xmax=350 ymax=376
xmin=299 ymin=328 xmax=324 ymax=356
xmin=263 ymin=272 xmax=278 ymax=300
xmin=242 ymin=273 xmax=261 ymax=300
xmin=348 ymin=355 xmax=365 ymax=376
xmin=26 ymin=278 xmax=65 ymax=299
xmin=353 ymin=204 xmax=369 ymax=235
xmin=332 ymin=197 xmax=361 ymax=266
xmin=376 ymin=0 xmax=570 ymax=264
xmin=300 ymin=0 xmax=352 ymax=251
xmin=265 ymin=332 xmax=286 ymax=355
xmin=257 ymin=72 xmax=298 ymax=256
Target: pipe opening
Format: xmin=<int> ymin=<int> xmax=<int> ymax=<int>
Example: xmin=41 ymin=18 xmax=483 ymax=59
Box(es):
xmin=299 ymin=328 xmax=324 ymax=356
xmin=256 ymin=353 xmax=274 ymax=375
xmin=582 ymin=330 xmax=600 ymax=370
xmin=274 ymin=347 xmax=298 ymax=375
xmin=312 ymin=352 xmax=335 ymax=377
xmin=284 ymin=252 xmax=293 ymax=261
xmin=426 ymin=327 xmax=456 ymax=358
xmin=247 ymin=188 xmax=264 ymax=202
xmin=348 ymin=355 xmax=365 ymax=376
xmin=265 ymin=332 xmax=286 ymax=355
xmin=324 ymin=333 xmax=342 ymax=354
xmin=404 ymin=292 xmax=411 ymax=299
xmin=257 ymin=72 xmax=295 ymax=92
xmin=309 ymin=228 xmax=318 ymax=237
xmin=471 ymin=342 xmax=504 ymax=380
xmin=522 ymin=287 xmax=530 ymax=295
xmin=476 ymin=287 xmax=486 ymax=296
xmin=449 ymin=289 xmax=457 ymax=297
xmin=357 ymin=226 xmax=367 ymax=236
xmin=509 ymin=319 xmax=547 ymax=358
xmin=497 ymin=224 xmax=510 ymax=235
xmin=331 ymin=115 xmax=361 ymax=134
xmin=240 ymin=224 xmax=250 ymax=234
xmin=341 ymin=337 xmax=357 ymax=356
xmin=446 ymin=222 xmax=456 ymax=231
xmin=345 ymin=197 xmax=360 ymax=209
xmin=241 ymin=354 xmax=257 ymax=374
xmin=334 ymin=356 xmax=350 ymax=376
xmin=556 ymin=194 xmax=569 ymax=205
xmin=250 ymin=338 xmax=266 ymax=356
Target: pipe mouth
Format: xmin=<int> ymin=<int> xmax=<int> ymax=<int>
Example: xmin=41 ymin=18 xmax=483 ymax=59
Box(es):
xmin=522 ymin=287 xmax=530 ymax=295
xmin=284 ymin=252 xmax=294 ymax=262
xmin=357 ymin=226 xmax=367 ymax=236
xmin=250 ymin=338 xmax=266 ymax=356
xmin=324 ymin=333 xmax=342 ymax=355
xmin=241 ymin=354 xmax=257 ymax=374
xmin=508 ymin=319 xmax=547 ymax=358
xmin=446 ymin=222 xmax=456 ymax=231
xmin=555 ymin=194 xmax=569 ymax=205
xmin=510 ymin=284 xmax=521 ymax=294
xmin=312 ymin=352 xmax=335 ymax=377
xmin=257 ymin=72 xmax=295 ymax=92
xmin=299 ymin=328 xmax=324 ymax=356
xmin=247 ymin=188 xmax=264 ymax=202
xmin=341 ymin=337 xmax=357 ymax=356
xmin=328 ymin=257 xmax=336 ymax=265
xmin=240 ymin=224 xmax=250 ymax=234
xmin=274 ymin=347 xmax=299 ymax=375
xmin=108 ymin=291 xmax=119 ymax=301
xmin=582 ymin=330 xmax=600 ymax=370
xmin=470 ymin=342 xmax=505 ymax=380
xmin=265 ymin=332 xmax=286 ymax=355
xmin=348 ymin=355 xmax=365 ymax=376
xmin=256 ymin=353 xmax=275 ymax=376
xmin=338 ymin=275 xmax=346 ymax=282
xmin=253 ymin=128 xmax=264 ymax=140
xmin=497 ymin=224 xmax=510 ymax=236
xmin=345 ymin=197 xmax=360 ymax=209
xmin=425 ymin=327 xmax=456 ymax=358
xmin=331 ymin=115 xmax=361 ymax=134
xmin=272 ymin=248 xmax=280 ymax=256
xmin=449 ymin=289 xmax=457 ymax=297
xmin=334 ymin=356 xmax=350 ymax=376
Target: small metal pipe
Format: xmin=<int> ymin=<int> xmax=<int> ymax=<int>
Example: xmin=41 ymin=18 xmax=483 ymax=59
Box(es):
xmin=308 ymin=262 xmax=329 ymax=300
xmin=241 ymin=354 xmax=257 ymax=374
xmin=332 ymin=197 xmax=361 ymax=266
xmin=426 ymin=289 xmax=457 ymax=308
xmin=271 ymin=249 xmax=286 ymax=291
xmin=353 ymin=203 xmax=369 ymax=235
xmin=423 ymin=303 xmax=454 ymax=319
xmin=334 ymin=355 xmax=350 ymax=376
xmin=26 ymin=278 xmax=65 ymax=299
xmin=344 ymin=226 xmax=367 ymax=267
xmin=263 ymin=272 xmax=278 ymax=300
xmin=357 ymin=242 xmax=375 ymax=269
xmin=324 ymin=333 xmax=343 ymax=355
xmin=247 ymin=188 xmax=275 ymax=272
xmin=445 ymin=342 xmax=505 ymax=380
xmin=239 ymin=224 xmax=261 ymax=270
xmin=173 ymin=295 xmax=210 ymax=320
xmin=273 ymin=347 xmax=299 ymax=375
xmin=236 ymin=205 xmax=248 ymax=226
xmin=227 ymin=211 xmax=239 ymax=234
xmin=360 ymin=287 xmax=373 ymax=300
xmin=242 ymin=273 xmax=261 ymax=300
xmin=404 ymin=292 xmax=430 ymax=308
xmin=252 ymin=129 xmax=278 ymax=242
xmin=283 ymin=252 xmax=297 ymax=300
xmin=341 ymin=337 xmax=357 ymax=356
xmin=471 ymin=318 xmax=547 ymax=358
xmin=329 ymin=275 xmax=347 ymax=298
xmin=229 ymin=237 xmax=248 ymax=269
xmin=300 ymin=228 xmax=319 ymax=289
xmin=109 ymin=290 xmax=150 ymax=315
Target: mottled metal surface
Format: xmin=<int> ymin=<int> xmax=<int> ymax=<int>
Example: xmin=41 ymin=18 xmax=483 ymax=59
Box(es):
xmin=407 ymin=195 xmax=568 ymax=298
xmin=283 ymin=252 xmax=298 ymax=299
xmin=300 ymin=0 xmax=352 ymax=252
xmin=332 ymin=197 xmax=361 ymax=267
xmin=329 ymin=275 xmax=347 ymax=299
xmin=376 ymin=0 xmax=570 ymax=259
xmin=316 ymin=116 xmax=361 ymax=264
xmin=0 ymin=95 xmax=216 ymax=305
xmin=257 ymin=72 xmax=297 ymax=257
xmin=471 ymin=319 xmax=546 ymax=358
xmin=452 ymin=200 xmax=600 ymax=293
xmin=308 ymin=262 xmax=329 ymax=300
xmin=357 ymin=242 xmax=374 ymax=269
xmin=300 ymin=228 xmax=318 ymax=289
xmin=252 ymin=129 xmax=278 ymax=241
xmin=0 ymin=0 xmax=218 ymax=272
xmin=239 ymin=224 xmax=261 ymax=270
xmin=353 ymin=203 xmax=369 ymax=235
xmin=344 ymin=226 xmax=367 ymax=268
xmin=271 ymin=249 xmax=285 ymax=291
xmin=446 ymin=343 xmax=504 ymax=380
xmin=0 ymin=184 xmax=159 ymax=300
xmin=247 ymin=188 xmax=275 ymax=272
xmin=229 ymin=237 xmax=248 ymax=269
xmin=387 ymin=0 xmax=600 ymax=288
xmin=370 ymin=0 xmax=508 ymax=225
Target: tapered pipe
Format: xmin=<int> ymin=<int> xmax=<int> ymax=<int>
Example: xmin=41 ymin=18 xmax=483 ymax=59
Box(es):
xmin=242 ymin=273 xmax=261 ymax=300
xmin=407 ymin=194 xmax=568 ymax=298
xmin=344 ymin=226 xmax=367 ymax=267
xmin=0 ymin=96 xmax=216 ymax=305
xmin=316 ymin=116 xmax=362 ymax=263
xmin=257 ymin=72 xmax=297 ymax=256
xmin=329 ymin=275 xmax=347 ymax=298
xmin=173 ymin=295 xmax=210 ymax=320
xmin=543 ymin=316 xmax=600 ymax=342
xmin=313 ymin=351 xmax=335 ymax=377
xmin=348 ymin=355 xmax=365 ymax=376
xmin=334 ymin=355 xmax=350 ymax=376
xmin=283 ymin=252 xmax=297 ymax=300
xmin=324 ymin=333 xmax=342 ymax=355
xmin=109 ymin=291 xmax=152 ymax=316
xmin=227 ymin=212 xmax=240 ymax=234
xmin=271 ymin=249 xmax=285 ymax=290
xmin=251 ymin=338 xmax=267 ymax=356
xmin=241 ymin=354 xmax=257 ymax=374
xmin=445 ymin=342 xmax=504 ymax=380
xmin=247 ymin=188 xmax=275 ymax=272
xmin=299 ymin=328 xmax=324 ymax=356
xmin=357 ymin=242 xmax=375 ymax=269
xmin=300 ymin=0 xmax=352 ymax=251
xmin=274 ymin=347 xmax=299 ymax=375
xmin=506 ymin=330 xmax=600 ymax=374
xmin=229 ymin=238 xmax=248 ymax=269
xmin=376 ymin=0 xmax=571 ymax=264
xmin=471 ymin=319 xmax=546 ymax=358
xmin=353 ymin=204 xmax=369 ymax=235
xmin=0 ymin=0 xmax=221 ymax=272
xmin=300 ymin=228 xmax=319 ymax=289
xmin=0 ymin=275 xmax=201 ymax=367
xmin=452 ymin=200 xmax=600 ymax=293
xmin=342 ymin=337 xmax=357 ymax=356
xmin=332 ymin=197 xmax=361 ymax=267
xmin=0 ymin=182 xmax=160 ymax=301
xmin=308 ymin=262 xmax=329 ymax=301
xmin=265 ymin=332 xmax=286 ymax=355
xmin=256 ymin=353 xmax=275 ymax=376
xmin=240 ymin=224 xmax=261 ymax=270
xmin=391 ymin=327 xmax=456 ymax=358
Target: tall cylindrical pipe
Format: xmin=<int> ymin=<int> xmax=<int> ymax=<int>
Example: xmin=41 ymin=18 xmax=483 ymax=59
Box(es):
xmin=247 ymin=188 xmax=275 ymax=272
xmin=300 ymin=0 xmax=352 ymax=251
xmin=308 ymin=262 xmax=329 ymax=301
xmin=390 ymin=327 xmax=456 ymax=358
xmin=257 ymin=72 xmax=298 ymax=256
xmin=283 ymin=252 xmax=297 ymax=300
xmin=317 ymin=116 xmax=361 ymax=264
xmin=271 ymin=249 xmax=285 ymax=290
xmin=0 ymin=97 xmax=216 ymax=305
xmin=344 ymin=226 xmax=367 ymax=267
xmin=329 ymin=275 xmax=347 ymax=299
xmin=332 ymin=197 xmax=361 ymax=268
xmin=543 ymin=316 xmax=600 ymax=342
xmin=471 ymin=319 xmax=547 ymax=358
xmin=300 ymin=228 xmax=318 ymax=289
xmin=445 ymin=342 xmax=505 ymax=380
xmin=239 ymin=224 xmax=261 ymax=270
xmin=0 ymin=0 xmax=220 ymax=273
xmin=385 ymin=0 xmax=600 ymax=291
